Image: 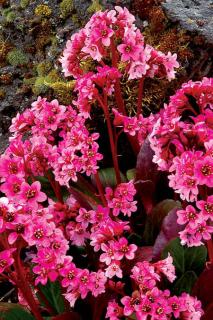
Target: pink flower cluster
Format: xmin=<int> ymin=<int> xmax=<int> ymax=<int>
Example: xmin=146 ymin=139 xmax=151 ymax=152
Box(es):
xmin=113 ymin=108 xmax=159 ymax=145
xmin=60 ymin=6 xmax=179 ymax=82
xmin=7 ymin=97 xmax=103 ymax=186
xmin=0 ymin=6 xmax=207 ymax=320
xmin=106 ymin=257 xmax=203 ymax=320
xmin=149 ymin=78 xmax=213 ymax=247
xmin=177 ymin=196 xmax=213 ymax=246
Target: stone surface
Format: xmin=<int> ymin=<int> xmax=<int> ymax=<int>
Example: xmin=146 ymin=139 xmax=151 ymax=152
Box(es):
xmin=162 ymin=0 xmax=213 ymax=43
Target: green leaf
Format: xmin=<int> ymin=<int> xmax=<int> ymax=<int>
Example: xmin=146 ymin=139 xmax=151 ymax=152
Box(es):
xmin=38 ymin=280 xmax=65 ymax=314
xmin=126 ymin=168 xmax=136 ymax=181
xmin=162 ymin=237 xmax=207 ymax=276
xmin=0 ymin=306 xmax=35 ymax=320
xmin=184 ymin=245 xmax=207 ymax=275
xmin=91 ymin=168 xmax=126 ymax=188
xmin=172 ymin=271 xmax=198 ymax=295
xmin=162 ymin=238 xmax=185 ymax=274
xmin=162 ymin=238 xmax=207 ymax=295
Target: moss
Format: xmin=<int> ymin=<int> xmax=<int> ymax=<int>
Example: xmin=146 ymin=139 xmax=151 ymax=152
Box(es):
xmin=36 ymin=61 xmax=52 ymax=76
xmin=71 ymin=13 xmax=79 ymax=25
xmin=6 ymin=49 xmax=28 ymax=66
xmin=2 ymin=8 xmax=16 ymax=23
xmin=33 ymin=76 xmax=47 ymax=95
xmin=35 ymin=4 xmax=52 ymax=17
xmin=0 ymin=89 xmax=6 ymax=100
xmin=87 ymin=0 xmax=102 ymax=14
xmin=59 ymin=0 xmax=74 ymax=19
xmin=20 ymin=0 xmax=29 ymax=9
xmin=32 ymin=70 xmax=60 ymax=95
xmin=0 ymin=39 xmax=12 ymax=62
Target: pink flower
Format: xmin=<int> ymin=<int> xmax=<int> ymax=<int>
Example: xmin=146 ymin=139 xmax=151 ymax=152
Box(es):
xmin=18 ymin=181 xmax=47 ymax=208
xmin=0 ymin=249 xmax=15 ymax=273
xmin=177 ymin=205 xmax=199 ymax=226
xmin=60 ymin=262 xmax=79 ymax=288
xmin=117 ymin=36 xmax=141 ymax=62
xmin=100 ymin=241 xmax=117 ymax=265
xmin=92 ymin=23 xmax=114 ymax=47
xmin=89 ymin=270 xmax=107 ymax=297
xmin=168 ymin=296 xmax=185 ymax=318
xmin=121 ymin=293 xmax=141 ymax=316
xmin=66 ymin=222 xmax=90 ymax=246
xmin=77 ymin=269 xmax=91 ymax=299
xmin=196 ymin=195 xmax=213 ymax=221
xmin=76 ymin=208 xmax=95 ymax=228
xmin=114 ymin=237 xmax=137 ymax=260
xmin=106 ymin=301 xmax=123 ymax=320
xmin=154 ymin=254 xmax=176 ymax=283
xmin=194 ymin=156 xmax=213 ymax=187
xmin=105 ymin=261 xmax=123 ymax=279
xmin=0 ymin=156 xmax=24 ymax=178
xmin=0 ymin=175 xmax=24 ymax=199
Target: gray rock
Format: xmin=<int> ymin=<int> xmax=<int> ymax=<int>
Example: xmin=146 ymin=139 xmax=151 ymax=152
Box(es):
xmin=162 ymin=0 xmax=213 ymax=43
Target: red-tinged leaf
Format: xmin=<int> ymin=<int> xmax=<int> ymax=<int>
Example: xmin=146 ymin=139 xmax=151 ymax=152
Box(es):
xmin=51 ymin=312 xmax=80 ymax=320
xmin=143 ymin=199 xmax=181 ymax=245
xmin=193 ymin=265 xmax=213 ymax=311
xmin=135 ymin=138 xmax=161 ymax=214
xmin=152 ymin=207 xmax=183 ymax=260
xmin=136 ymin=139 xmax=158 ymax=213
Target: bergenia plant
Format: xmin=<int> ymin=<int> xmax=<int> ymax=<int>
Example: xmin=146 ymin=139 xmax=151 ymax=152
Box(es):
xmin=0 ymin=6 xmax=212 ymax=320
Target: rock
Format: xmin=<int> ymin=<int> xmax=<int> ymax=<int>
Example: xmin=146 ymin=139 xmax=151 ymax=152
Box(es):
xmin=162 ymin=0 xmax=213 ymax=43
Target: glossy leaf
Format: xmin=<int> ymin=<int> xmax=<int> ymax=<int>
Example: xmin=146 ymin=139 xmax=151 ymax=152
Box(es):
xmin=172 ymin=271 xmax=197 ymax=295
xmin=0 ymin=306 xmax=35 ymax=320
xmin=91 ymin=167 xmax=126 ymax=188
xmin=38 ymin=280 xmax=65 ymax=315
xmin=126 ymin=168 xmax=136 ymax=181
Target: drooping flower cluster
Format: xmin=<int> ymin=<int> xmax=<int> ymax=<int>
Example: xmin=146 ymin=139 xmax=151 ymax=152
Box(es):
xmin=60 ymin=6 xmax=179 ymax=82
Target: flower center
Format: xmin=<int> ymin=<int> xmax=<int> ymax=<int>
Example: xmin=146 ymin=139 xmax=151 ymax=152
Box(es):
xmin=16 ymin=224 xmax=25 ymax=233
xmin=68 ymin=271 xmax=75 ymax=279
xmin=204 ymin=203 xmax=213 ymax=213
xmin=156 ymin=307 xmax=164 ymax=315
xmin=172 ymin=303 xmax=179 ymax=310
xmin=0 ymin=259 xmax=7 ymax=268
xmin=101 ymin=30 xmax=107 ymax=36
xmin=81 ymin=275 xmax=88 ymax=283
xmin=201 ymin=165 xmax=212 ymax=176
xmin=9 ymin=163 xmax=18 ymax=174
xmin=142 ymin=305 xmax=151 ymax=313
xmin=13 ymin=183 xmax=20 ymax=193
xmin=34 ymin=228 xmax=44 ymax=239
xmin=26 ymin=189 xmax=36 ymax=199
xmin=187 ymin=211 xmax=196 ymax=219
xmin=125 ymin=45 xmax=132 ymax=52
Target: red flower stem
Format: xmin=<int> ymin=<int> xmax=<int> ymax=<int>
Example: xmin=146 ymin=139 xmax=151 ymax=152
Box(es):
xmin=94 ymin=172 xmax=107 ymax=206
xmin=13 ymin=248 xmax=44 ymax=320
xmin=137 ymin=78 xmax=144 ymax=117
xmin=207 ymin=239 xmax=213 ymax=264
xmin=96 ymin=95 xmax=121 ymax=184
xmin=110 ymin=38 xmax=126 ymax=115
xmin=45 ymin=172 xmax=63 ymax=203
